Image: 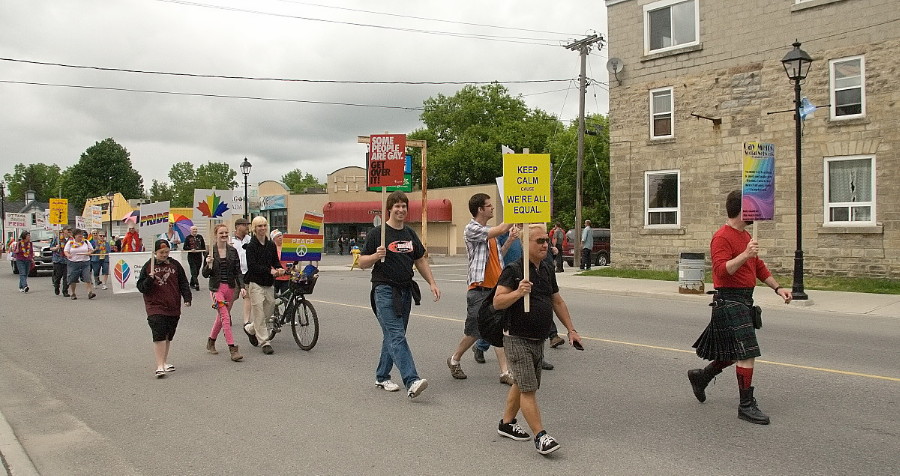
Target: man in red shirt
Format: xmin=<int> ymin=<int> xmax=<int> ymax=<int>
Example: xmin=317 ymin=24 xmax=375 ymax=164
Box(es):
xmin=689 ymin=190 xmax=792 ymax=425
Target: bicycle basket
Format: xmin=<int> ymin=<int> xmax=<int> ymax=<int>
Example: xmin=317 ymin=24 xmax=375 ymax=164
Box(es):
xmin=290 ymin=273 xmax=317 ymax=295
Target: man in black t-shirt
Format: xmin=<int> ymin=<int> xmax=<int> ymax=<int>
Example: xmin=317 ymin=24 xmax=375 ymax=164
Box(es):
xmin=359 ymin=191 xmax=441 ymax=399
xmin=493 ymin=223 xmax=582 ymax=455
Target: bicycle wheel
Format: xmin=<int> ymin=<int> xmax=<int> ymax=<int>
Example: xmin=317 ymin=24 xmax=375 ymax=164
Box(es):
xmin=291 ymin=298 xmax=319 ymax=351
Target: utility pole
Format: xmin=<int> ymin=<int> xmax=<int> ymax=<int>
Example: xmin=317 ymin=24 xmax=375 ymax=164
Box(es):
xmin=565 ymin=34 xmax=603 ymax=270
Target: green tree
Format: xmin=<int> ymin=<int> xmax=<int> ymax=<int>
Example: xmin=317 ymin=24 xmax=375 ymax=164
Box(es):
xmin=2 ymin=163 xmax=63 ymax=201
xmin=282 ymin=168 xmax=322 ymax=192
xmin=58 ymin=138 xmax=144 ymax=208
xmin=546 ymin=114 xmax=610 ymax=228
xmin=410 ymin=83 xmax=560 ymax=188
xmin=147 ymin=179 xmax=174 ymax=203
xmin=166 ymin=161 xmax=236 ymax=207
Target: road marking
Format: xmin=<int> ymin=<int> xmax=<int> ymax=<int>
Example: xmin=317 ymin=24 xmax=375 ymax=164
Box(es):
xmin=310 ymin=299 xmax=900 ymax=383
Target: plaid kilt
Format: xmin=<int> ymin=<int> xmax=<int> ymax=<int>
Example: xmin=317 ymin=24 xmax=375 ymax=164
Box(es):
xmin=692 ymin=288 xmax=761 ymax=361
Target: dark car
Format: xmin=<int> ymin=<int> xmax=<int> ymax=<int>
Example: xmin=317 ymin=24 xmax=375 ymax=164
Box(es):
xmin=561 ymin=227 xmax=610 ymax=267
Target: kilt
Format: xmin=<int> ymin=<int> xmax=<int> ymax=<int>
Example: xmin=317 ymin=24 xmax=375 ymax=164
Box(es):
xmin=693 ymin=288 xmax=761 ymax=361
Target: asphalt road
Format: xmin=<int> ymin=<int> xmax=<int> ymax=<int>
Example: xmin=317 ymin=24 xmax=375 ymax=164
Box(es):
xmin=0 ymin=255 xmax=897 ymax=475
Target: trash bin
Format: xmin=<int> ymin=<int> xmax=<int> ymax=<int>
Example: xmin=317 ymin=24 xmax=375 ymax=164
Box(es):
xmin=678 ymin=252 xmax=706 ymax=294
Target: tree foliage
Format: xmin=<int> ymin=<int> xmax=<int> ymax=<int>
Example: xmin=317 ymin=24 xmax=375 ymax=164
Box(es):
xmin=2 ymin=163 xmax=63 ymax=202
xmin=147 ymin=179 xmax=174 ymax=203
xmin=408 ymin=84 xmax=609 ymax=229
xmin=282 ymin=168 xmax=322 ymax=193
xmin=165 ymin=161 xmax=237 ymax=207
xmin=57 ymin=138 xmax=144 ymax=208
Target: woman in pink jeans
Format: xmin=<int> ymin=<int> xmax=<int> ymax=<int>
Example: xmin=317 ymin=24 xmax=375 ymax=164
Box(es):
xmin=202 ymin=223 xmax=247 ymax=362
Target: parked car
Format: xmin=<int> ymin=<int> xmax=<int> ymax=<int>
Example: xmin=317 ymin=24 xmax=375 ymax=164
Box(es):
xmin=10 ymin=229 xmax=55 ymax=277
xmin=561 ymin=227 xmax=610 ymax=267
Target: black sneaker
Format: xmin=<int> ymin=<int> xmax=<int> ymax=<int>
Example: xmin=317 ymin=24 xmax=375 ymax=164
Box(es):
xmin=534 ymin=431 xmax=560 ymax=455
xmin=473 ymin=347 xmax=486 ymax=364
xmin=244 ymin=323 xmax=259 ymax=347
xmin=262 ymin=344 xmax=274 ymax=355
xmin=498 ymin=419 xmax=531 ymax=441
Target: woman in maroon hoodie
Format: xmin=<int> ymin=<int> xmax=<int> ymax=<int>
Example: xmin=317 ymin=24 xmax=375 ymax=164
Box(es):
xmin=137 ymin=239 xmax=192 ymax=378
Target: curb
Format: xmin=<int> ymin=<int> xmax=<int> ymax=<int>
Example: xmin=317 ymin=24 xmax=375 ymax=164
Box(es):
xmin=0 ymin=410 xmax=38 ymax=476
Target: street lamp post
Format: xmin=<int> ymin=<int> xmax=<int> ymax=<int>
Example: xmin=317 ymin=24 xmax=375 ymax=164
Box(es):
xmin=106 ymin=191 xmax=115 ymax=241
xmin=781 ymin=40 xmax=813 ymax=300
xmin=240 ymin=158 xmax=252 ymax=220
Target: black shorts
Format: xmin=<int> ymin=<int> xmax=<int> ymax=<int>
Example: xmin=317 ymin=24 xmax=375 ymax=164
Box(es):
xmin=148 ymin=314 xmax=180 ymax=342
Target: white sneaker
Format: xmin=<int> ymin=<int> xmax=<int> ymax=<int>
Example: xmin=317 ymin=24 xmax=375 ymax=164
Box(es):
xmin=244 ymin=322 xmax=256 ymax=336
xmin=375 ymin=380 xmax=400 ymax=392
xmin=407 ymin=379 xmax=428 ymax=399
xmin=101 ymin=284 xmax=108 ymax=290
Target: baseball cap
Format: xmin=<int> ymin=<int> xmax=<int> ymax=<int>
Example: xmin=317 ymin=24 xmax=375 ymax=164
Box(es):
xmin=235 ymin=217 xmax=250 ymax=225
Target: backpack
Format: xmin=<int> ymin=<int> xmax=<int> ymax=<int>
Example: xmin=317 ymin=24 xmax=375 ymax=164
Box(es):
xmin=477 ymin=287 xmax=505 ymax=348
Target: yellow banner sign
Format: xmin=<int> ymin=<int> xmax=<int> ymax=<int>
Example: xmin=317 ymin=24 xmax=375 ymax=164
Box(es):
xmin=49 ymin=198 xmax=68 ymax=225
xmin=502 ymin=154 xmax=551 ymax=223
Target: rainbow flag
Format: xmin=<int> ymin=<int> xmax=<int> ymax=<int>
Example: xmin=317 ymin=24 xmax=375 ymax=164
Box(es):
xmin=281 ymin=233 xmax=323 ymax=261
xmin=300 ymin=211 xmax=324 ymax=235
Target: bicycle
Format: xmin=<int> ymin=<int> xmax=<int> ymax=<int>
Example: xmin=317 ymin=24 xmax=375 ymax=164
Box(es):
xmin=268 ymin=268 xmax=319 ymax=351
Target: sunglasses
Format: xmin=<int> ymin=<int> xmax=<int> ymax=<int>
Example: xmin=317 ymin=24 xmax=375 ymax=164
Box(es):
xmin=535 ymin=238 xmax=549 ymax=244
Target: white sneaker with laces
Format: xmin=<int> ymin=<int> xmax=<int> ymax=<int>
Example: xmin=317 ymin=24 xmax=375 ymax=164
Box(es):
xmin=375 ymin=380 xmax=400 ymax=392
xmin=407 ymin=379 xmax=428 ymax=398
xmin=244 ymin=322 xmax=256 ymax=336
xmin=101 ymin=284 xmax=108 ymax=290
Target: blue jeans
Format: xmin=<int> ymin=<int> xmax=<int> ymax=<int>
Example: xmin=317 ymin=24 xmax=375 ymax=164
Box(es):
xmin=373 ymin=285 xmax=419 ymax=389
xmin=474 ymin=338 xmax=491 ymax=352
xmin=16 ymin=260 xmax=29 ymax=289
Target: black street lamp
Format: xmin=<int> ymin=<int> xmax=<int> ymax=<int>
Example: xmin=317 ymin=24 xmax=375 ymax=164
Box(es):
xmin=240 ymin=157 xmax=252 ymax=220
xmin=106 ymin=191 xmax=115 ymax=241
xmin=781 ymin=40 xmax=813 ymax=300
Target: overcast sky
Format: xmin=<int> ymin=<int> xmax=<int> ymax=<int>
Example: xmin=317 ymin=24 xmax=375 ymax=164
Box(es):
xmin=0 ymin=0 xmax=608 ymax=193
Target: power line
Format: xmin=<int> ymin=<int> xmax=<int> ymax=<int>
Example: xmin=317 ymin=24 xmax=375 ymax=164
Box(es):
xmin=0 ymin=79 xmax=424 ymax=110
xmin=268 ymin=0 xmax=586 ymax=37
xmin=0 ymin=57 xmax=574 ymax=86
xmin=154 ymin=0 xmax=564 ymax=46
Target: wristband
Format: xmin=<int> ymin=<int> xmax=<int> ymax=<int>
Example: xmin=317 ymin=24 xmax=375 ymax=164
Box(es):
xmin=774 ymin=286 xmax=783 ymax=294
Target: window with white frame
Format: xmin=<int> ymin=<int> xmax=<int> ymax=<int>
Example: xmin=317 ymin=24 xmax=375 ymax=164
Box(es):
xmin=830 ymin=56 xmax=865 ymax=119
xmin=645 ymin=170 xmax=680 ymax=226
xmin=650 ymin=87 xmax=674 ymax=139
xmin=825 ymin=156 xmax=874 ymax=225
xmin=644 ymin=0 xmax=698 ymax=54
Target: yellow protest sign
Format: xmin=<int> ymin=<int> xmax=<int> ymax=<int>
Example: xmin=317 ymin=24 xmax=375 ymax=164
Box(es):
xmin=502 ymin=154 xmax=551 ymax=223
xmin=49 ymin=198 xmax=68 ymax=225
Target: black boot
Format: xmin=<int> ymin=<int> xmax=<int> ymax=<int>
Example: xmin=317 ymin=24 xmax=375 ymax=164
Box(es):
xmin=738 ymin=387 xmax=770 ymax=425
xmin=687 ymin=364 xmax=722 ymax=403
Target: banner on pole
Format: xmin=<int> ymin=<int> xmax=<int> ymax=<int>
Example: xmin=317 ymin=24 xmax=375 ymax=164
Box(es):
xmin=502 ymin=154 xmax=552 ymax=223
xmin=90 ymin=206 xmax=103 ymax=230
xmin=367 ymin=134 xmax=406 ymax=188
xmin=49 ymin=198 xmax=68 ymax=225
xmin=110 ymin=251 xmax=189 ymax=294
xmin=139 ymin=201 xmax=170 ymax=245
xmin=75 ymin=216 xmax=85 ymax=230
xmin=741 ymin=142 xmax=776 ymax=221
xmin=300 ymin=211 xmax=324 ymax=235
xmin=281 ymin=234 xmax=323 ymax=261
xmin=5 ymin=213 xmax=28 ymax=229
xmin=193 ymin=189 xmax=234 ymax=219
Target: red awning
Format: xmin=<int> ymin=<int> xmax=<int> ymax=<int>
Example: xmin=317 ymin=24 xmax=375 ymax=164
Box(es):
xmin=323 ymin=199 xmax=452 ymax=224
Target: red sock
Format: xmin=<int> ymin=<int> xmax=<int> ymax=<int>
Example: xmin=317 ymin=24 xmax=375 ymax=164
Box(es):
xmin=736 ymin=366 xmax=753 ymax=390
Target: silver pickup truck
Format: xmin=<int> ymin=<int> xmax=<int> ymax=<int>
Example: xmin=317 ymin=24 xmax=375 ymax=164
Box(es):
xmin=9 ymin=229 xmax=56 ymax=277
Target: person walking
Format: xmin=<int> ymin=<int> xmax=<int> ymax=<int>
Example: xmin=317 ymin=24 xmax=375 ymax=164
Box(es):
xmin=447 ymin=193 xmax=514 ymax=384
xmin=358 ymin=191 xmax=441 ymax=399
xmin=550 ymin=222 xmax=565 ymax=273
xmin=182 ymin=225 xmax=207 ymax=291
xmin=580 ymin=219 xmax=592 ymax=270
xmin=494 ymin=223 xmax=582 ymax=455
xmin=203 ymin=223 xmax=245 ymax=362
xmin=158 ymin=222 xmax=181 ymax=250
xmin=231 ymin=217 xmax=256 ymax=347
xmin=137 ymin=239 xmax=192 ymax=378
xmin=49 ymin=225 xmax=72 ymax=296
xmin=688 ymin=190 xmax=792 ymax=425
xmin=120 ymin=224 xmax=143 ymax=252
xmin=89 ymin=231 xmax=111 ymax=290
xmin=12 ymin=231 xmax=34 ymax=293
xmin=243 ymin=216 xmax=284 ymax=355
xmin=65 ymin=229 xmax=96 ymax=300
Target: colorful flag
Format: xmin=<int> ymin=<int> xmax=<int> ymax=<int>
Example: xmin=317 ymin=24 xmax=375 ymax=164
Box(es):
xmin=300 ymin=211 xmax=324 ymax=235
xmin=281 ymin=234 xmax=323 ymax=261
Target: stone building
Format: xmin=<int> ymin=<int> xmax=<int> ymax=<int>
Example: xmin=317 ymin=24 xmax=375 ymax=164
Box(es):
xmin=605 ymin=0 xmax=899 ymax=277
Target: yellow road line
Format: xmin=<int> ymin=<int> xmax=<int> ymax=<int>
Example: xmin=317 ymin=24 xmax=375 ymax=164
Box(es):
xmin=310 ymin=298 xmax=900 ymax=383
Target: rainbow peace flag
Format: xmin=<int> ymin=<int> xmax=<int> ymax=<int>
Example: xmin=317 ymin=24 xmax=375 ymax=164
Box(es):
xmin=300 ymin=211 xmax=324 ymax=235
xmin=281 ymin=234 xmax=323 ymax=261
